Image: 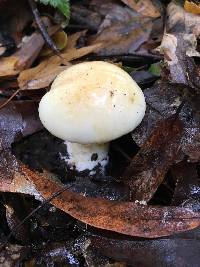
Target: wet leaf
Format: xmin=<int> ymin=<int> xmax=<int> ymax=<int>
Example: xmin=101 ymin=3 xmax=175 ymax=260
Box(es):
xmin=132 ymin=83 xmax=200 ymax=162
xmin=0 ymin=243 xmax=28 ymax=267
xmin=123 ymin=116 xmax=183 ymax=202
xmin=0 ymin=100 xmax=42 ymax=149
xmin=90 ymin=235 xmax=200 ymax=267
xmin=172 ymin=161 xmax=200 ymax=211
xmin=0 ymin=148 xmax=199 ymax=238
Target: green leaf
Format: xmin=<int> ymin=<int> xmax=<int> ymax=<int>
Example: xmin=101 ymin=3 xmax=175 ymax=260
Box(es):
xmin=38 ymin=0 xmax=70 ymax=19
xmin=148 ymin=62 xmax=162 ymax=77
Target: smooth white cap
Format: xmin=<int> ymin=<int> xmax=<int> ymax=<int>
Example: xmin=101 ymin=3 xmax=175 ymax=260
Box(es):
xmin=39 ymin=61 xmax=146 ymax=144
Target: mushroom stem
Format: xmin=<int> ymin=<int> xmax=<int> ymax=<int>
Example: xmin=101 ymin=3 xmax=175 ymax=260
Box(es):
xmin=63 ymin=141 xmax=109 ymax=175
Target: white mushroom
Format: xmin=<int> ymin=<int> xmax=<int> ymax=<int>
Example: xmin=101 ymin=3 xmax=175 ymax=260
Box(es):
xmin=38 ymin=61 xmax=146 ymax=174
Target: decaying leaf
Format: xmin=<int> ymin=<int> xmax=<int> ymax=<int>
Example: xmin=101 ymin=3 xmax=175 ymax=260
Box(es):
xmin=0 ymin=24 xmax=59 ymax=78
xmin=132 ymin=83 xmax=200 ymax=162
xmin=121 ymin=0 xmax=161 ymax=18
xmin=172 ymin=161 xmax=200 ymax=211
xmin=123 ymin=116 xmax=183 ymax=202
xmin=18 ymin=42 xmax=101 ymax=90
xmin=90 ymin=235 xmax=200 ymax=267
xmin=156 ymin=1 xmax=200 ymax=84
xmin=0 ymin=100 xmax=42 ymax=149
xmin=88 ymin=4 xmax=153 ymax=56
xmin=0 ymin=150 xmax=199 ymax=238
xmin=184 ymin=0 xmax=200 ymax=15
xmin=0 ymin=243 xmax=28 ymax=267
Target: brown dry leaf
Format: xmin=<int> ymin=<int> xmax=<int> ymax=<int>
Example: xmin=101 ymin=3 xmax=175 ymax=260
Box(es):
xmin=0 ymin=24 xmax=59 ymax=78
xmin=88 ymin=4 xmax=153 ymax=56
xmin=18 ymin=43 xmax=102 ymax=90
xmin=0 ymin=56 xmax=19 ymax=78
xmin=64 ymin=30 xmax=87 ymax=50
xmin=184 ymin=0 xmax=200 ymax=15
xmin=156 ymin=2 xmax=200 ymax=84
xmin=123 ymin=116 xmax=183 ymax=202
xmin=18 ymin=57 xmax=70 ymax=90
xmin=121 ymin=0 xmax=160 ymax=18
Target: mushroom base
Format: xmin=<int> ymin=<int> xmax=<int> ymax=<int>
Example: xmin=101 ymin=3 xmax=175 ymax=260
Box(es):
xmin=63 ymin=141 xmax=109 ymax=175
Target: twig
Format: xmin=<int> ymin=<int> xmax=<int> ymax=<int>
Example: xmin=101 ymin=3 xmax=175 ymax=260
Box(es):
xmin=28 ymin=0 xmax=61 ymax=57
xmin=0 ymin=89 xmax=21 ymax=110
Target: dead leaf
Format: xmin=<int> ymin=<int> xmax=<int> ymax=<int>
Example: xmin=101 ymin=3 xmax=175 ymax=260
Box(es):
xmin=64 ymin=31 xmax=87 ymax=50
xmin=90 ymin=235 xmax=200 ymax=267
xmin=0 ymin=101 xmax=42 ymax=149
xmin=123 ymin=116 xmax=183 ymax=202
xmin=0 ymin=56 xmax=19 ymax=78
xmin=18 ymin=43 xmax=102 ymax=90
xmin=132 ymin=83 xmax=200 ymax=162
xmin=40 ymin=31 xmax=68 ymax=57
xmin=0 ymin=19 xmax=59 ymax=78
xmin=88 ymin=3 xmax=153 ymax=56
xmin=184 ymin=0 xmax=200 ymax=15
xmin=0 ymin=243 xmax=28 ymax=267
xmin=156 ymin=2 xmax=200 ymax=84
xmin=172 ymin=161 xmax=200 ymax=211
xmin=0 ymin=100 xmax=199 ymax=238
xmin=18 ymin=58 xmax=70 ymax=90
xmin=121 ymin=0 xmax=161 ymax=18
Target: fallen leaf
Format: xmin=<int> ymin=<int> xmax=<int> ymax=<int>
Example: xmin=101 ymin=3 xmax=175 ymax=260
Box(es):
xmin=172 ymin=161 xmax=200 ymax=211
xmin=0 ymin=243 xmax=28 ymax=267
xmin=40 ymin=30 xmax=68 ymax=56
xmin=156 ymin=2 xmax=200 ymax=84
xmin=90 ymin=235 xmax=200 ymax=267
xmin=88 ymin=4 xmax=153 ymax=56
xmin=18 ymin=58 xmax=70 ymax=90
xmin=0 ymin=100 xmax=42 ymax=149
xmin=0 ymin=56 xmax=19 ymax=78
xmin=123 ymin=116 xmax=183 ymax=202
xmin=0 ymin=101 xmax=199 ymax=238
xmin=0 ymin=24 xmax=59 ymax=78
xmin=132 ymin=83 xmax=200 ymax=162
xmin=121 ymin=0 xmax=161 ymax=18
xmin=184 ymin=0 xmax=200 ymax=15
xmin=18 ymin=43 xmax=102 ymax=90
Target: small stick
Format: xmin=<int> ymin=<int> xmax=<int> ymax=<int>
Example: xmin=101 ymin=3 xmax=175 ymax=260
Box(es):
xmin=0 ymin=89 xmax=21 ymax=110
xmin=28 ymin=0 xmax=61 ymax=56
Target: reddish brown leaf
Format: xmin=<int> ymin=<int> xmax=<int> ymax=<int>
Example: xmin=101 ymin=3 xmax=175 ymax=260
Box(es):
xmin=123 ymin=116 xmax=183 ymax=202
xmin=0 ymin=147 xmax=199 ymax=238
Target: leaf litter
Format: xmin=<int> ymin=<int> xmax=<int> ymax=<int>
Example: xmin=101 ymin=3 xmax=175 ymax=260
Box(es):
xmin=0 ymin=0 xmax=200 ymax=266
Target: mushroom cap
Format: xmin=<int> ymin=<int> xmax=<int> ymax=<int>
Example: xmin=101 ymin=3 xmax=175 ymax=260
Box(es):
xmin=39 ymin=61 xmax=146 ymax=144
